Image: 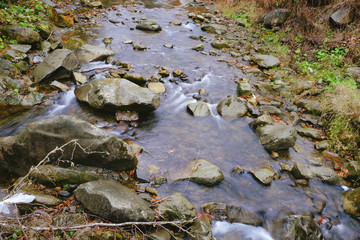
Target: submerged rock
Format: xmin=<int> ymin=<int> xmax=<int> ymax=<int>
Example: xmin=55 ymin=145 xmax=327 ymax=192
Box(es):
xmin=217 ymin=95 xmax=248 ymax=119
xmin=187 ymin=102 xmax=210 ymax=117
xmin=176 ymin=159 xmax=224 ymax=186
xmin=158 ymin=192 xmax=196 ymax=221
xmin=75 ymin=78 xmax=160 ymax=113
xmin=33 ymin=49 xmax=78 ymax=83
xmin=0 ymin=115 xmax=137 ymax=177
xmin=256 ymin=125 xmax=297 ymax=151
xmin=74 ymin=180 xmax=155 ymax=222
xmin=30 ymin=165 xmax=99 ymax=186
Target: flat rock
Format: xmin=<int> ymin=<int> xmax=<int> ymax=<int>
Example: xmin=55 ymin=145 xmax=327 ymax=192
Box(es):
xmin=253 ymin=54 xmax=280 ymax=69
xmin=294 ymin=99 xmax=321 ymax=116
xmin=192 ymin=44 xmax=204 ymax=51
xmin=20 ymin=187 xmax=62 ymax=206
xmin=211 ymin=40 xmax=231 ymax=49
xmin=297 ymin=127 xmax=323 ymax=140
xmin=123 ymin=73 xmax=146 ymax=85
xmin=33 ymin=49 xmax=78 ymax=83
xmin=75 ymin=78 xmax=160 ymax=113
xmin=249 ymin=115 xmax=274 ymax=128
xmin=217 ymin=95 xmax=248 ymax=119
xmin=259 ymin=105 xmax=282 ymax=115
xmin=73 ymin=72 xmax=87 ymax=84
xmin=310 ymin=166 xmax=341 ymax=184
xmin=187 ymin=102 xmax=210 ymax=117
xmin=256 ymin=125 xmax=297 ymax=151
xmin=8 ymin=44 xmax=32 ymax=53
xmin=74 ymin=180 xmax=155 ymax=222
xmin=0 ymin=115 xmax=137 ymax=177
xmin=176 ymin=159 xmax=224 ymax=186
xmin=158 ymin=192 xmax=196 ymax=221
xmin=147 ymin=82 xmax=166 ymax=94
xmin=250 ymin=166 xmax=277 ymax=185
xmin=75 ymin=44 xmax=115 ymax=63
xmin=201 ymin=24 xmax=227 ymax=34
xmin=50 ymin=80 xmax=70 ymax=92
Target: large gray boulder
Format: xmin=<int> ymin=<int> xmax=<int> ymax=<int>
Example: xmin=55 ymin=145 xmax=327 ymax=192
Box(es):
xmin=33 ymin=49 xmax=78 ymax=83
xmin=271 ymin=215 xmax=322 ymax=240
xmin=330 ymin=6 xmax=355 ymax=27
xmin=175 ymin=159 xmax=224 ymax=186
xmin=253 ymin=54 xmax=280 ymax=69
xmin=158 ymin=192 xmax=196 ymax=221
xmin=75 ymin=78 xmax=160 ymax=113
xmin=343 ymin=187 xmax=360 ymax=217
xmin=263 ymin=9 xmax=290 ymax=28
xmin=217 ymin=95 xmax=248 ymax=119
xmin=2 ymin=25 xmax=41 ymax=44
xmin=74 ymin=180 xmax=155 ymax=222
xmin=0 ymin=115 xmax=137 ymax=177
xmin=256 ymin=125 xmax=297 ymax=151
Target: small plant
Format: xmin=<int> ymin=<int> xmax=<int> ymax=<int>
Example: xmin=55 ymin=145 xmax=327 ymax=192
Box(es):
xmin=232 ymin=11 xmax=250 ymax=24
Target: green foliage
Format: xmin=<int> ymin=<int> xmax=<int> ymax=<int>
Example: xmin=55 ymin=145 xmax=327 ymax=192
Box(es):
xmin=0 ymin=0 xmax=49 ymax=31
xmin=232 ymin=11 xmax=249 ymax=24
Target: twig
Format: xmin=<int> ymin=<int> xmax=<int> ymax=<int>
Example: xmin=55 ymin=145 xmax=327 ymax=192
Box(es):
xmin=0 ymin=219 xmax=195 ymax=232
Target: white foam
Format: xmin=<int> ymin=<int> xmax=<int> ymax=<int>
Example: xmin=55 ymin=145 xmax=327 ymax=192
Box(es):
xmin=212 ymin=221 xmax=274 ymax=240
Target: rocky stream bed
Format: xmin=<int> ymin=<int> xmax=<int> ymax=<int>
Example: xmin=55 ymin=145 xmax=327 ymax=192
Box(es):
xmin=0 ymin=0 xmax=360 ymax=239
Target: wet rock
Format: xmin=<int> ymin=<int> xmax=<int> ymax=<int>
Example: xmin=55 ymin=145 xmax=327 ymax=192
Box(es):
xmin=236 ymin=79 xmax=251 ymax=96
xmin=223 ymin=232 xmax=243 ymax=240
xmin=74 ymin=180 xmax=155 ymax=222
xmin=291 ymin=162 xmax=313 ymax=179
xmin=136 ymin=20 xmax=162 ymax=32
xmin=158 ymin=192 xmax=196 ymax=220
xmin=246 ymin=102 xmax=261 ymax=117
xmin=256 ymin=125 xmax=297 ymax=151
xmin=50 ymin=8 xmax=74 ymax=27
xmin=192 ymin=44 xmax=204 ymax=51
xmin=50 ymin=80 xmax=70 ymax=92
xmin=202 ymin=202 xmax=228 ymax=219
xmin=187 ymin=102 xmax=210 ymax=117
xmin=75 ymin=78 xmax=160 ymax=113
xmin=189 ymin=217 xmax=213 ymax=240
xmin=227 ymin=205 xmax=263 ymax=226
xmin=211 ymin=40 xmax=231 ymax=50
xmin=176 ymin=159 xmax=224 ymax=186
xmin=123 ymin=73 xmax=146 ymax=85
xmin=343 ymin=187 xmax=360 ymax=217
xmin=102 ymin=37 xmax=113 ymax=46
xmin=173 ymin=69 xmax=183 ymax=77
xmin=149 ymin=229 xmax=171 ymax=240
xmin=249 ymin=115 xmax=274 ymax=128
xmin=73 ymin=72 xmax=87 ymax=84
xmin=170 ymin=20 xmax=181 ymax=26
xmin=20 ymin=187 xmax=62 ymax=206
xmin=21 ymin=92 xmax=46 ymax=106
xmin=297 ymin=127 xmax=323 ymax=140
xmin=307 ymin=156 xmax=323 ymax=166
xmin=123 ymin=39 xmax=133 ymax=44
xmin=272 ymin=215 xmax=322 ymax=240
xmin=294 ymin=99 xmax=321 ymax=116
xmin=133 ymin=44 xmax=147 ymax=51
xmin=2 ymin=25 xmax=41 ymax=44
xmin=115 ymin=111 xmax=139 ymax=122
xmin=263 ymin=9 xmax=290 ymax=28
xmin=330 ymin=6 xmax=355 ymax=27
xmin=342 ymin=161 xmax=360 ymax=180
xmin=30 ymin=165 xmax=99 ymax=186
xmin=310 ymin=166 xmax=341 ymax=184
xmin=163 ymin=43 xmax=173 ymax=48
xmin=252 ymin=54 xmax=280 ymax=69
xmin=250 ymin=166 xmax=277 ymax=185
xmin=0 ymin=91 xmax=22 ymax=105
xmin=217 ymin=95 xmax=248 ymax=119
xmin=201 ymin=24 xmax=227 ymax=34
xmin=295 ymin=179 xmax=309 ymax=187
xmin=259 ymin=105 xmax=282 ymax=115
xmin=75 ymin=45 xmax=115 ymax=63
xmin=0 ymin=115 xmax=137 ymax=177
xmin=147 ymin=82 xmax=166 ymax=94
xmin=33 ymin=49 xmax=78 ymax=83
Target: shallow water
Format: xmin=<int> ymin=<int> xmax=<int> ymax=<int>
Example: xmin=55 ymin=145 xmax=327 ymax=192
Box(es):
xmin=0 ymin=0 xmax=360 ymax=238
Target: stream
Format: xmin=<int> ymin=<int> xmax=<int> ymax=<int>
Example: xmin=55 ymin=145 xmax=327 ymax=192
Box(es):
xmin=1 ymin=0 xmax=360 ymax=239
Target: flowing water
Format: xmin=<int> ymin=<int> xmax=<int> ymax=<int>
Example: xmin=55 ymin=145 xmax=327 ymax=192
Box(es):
xmin=1 ymin=0 xmax=360 ymax=239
